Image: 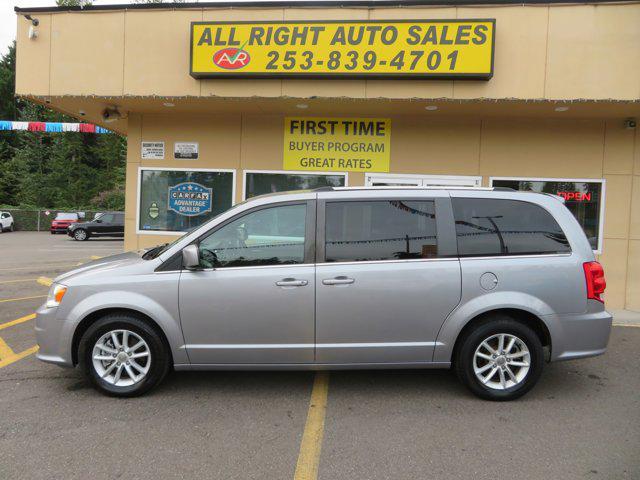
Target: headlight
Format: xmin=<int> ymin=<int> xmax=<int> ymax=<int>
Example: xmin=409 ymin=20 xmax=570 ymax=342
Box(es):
xmin=46 ymin=284 xmax=68 ymax=308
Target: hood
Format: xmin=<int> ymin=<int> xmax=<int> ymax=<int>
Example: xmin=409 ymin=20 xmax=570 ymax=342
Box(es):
xmin=54 ymin=250 xmax=158 ymax=285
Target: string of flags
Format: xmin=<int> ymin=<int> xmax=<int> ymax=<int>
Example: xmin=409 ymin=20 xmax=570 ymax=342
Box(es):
xmin=0 ymin=121 xmax=111 ymax=134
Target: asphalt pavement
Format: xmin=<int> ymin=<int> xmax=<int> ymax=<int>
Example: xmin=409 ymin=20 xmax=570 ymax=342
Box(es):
xmin=0 ymin=232 xmax=638 ymax=480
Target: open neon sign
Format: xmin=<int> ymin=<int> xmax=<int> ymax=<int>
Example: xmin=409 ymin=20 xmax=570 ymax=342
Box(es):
xmin=557 ymin=191 xmax=592 ymax=201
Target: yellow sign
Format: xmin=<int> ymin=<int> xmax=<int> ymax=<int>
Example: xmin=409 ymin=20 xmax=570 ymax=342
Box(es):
xmin=190 ymin=20 xmax=495 ymax=79
xmin=283 ymin=118 xmax=391 ymax=173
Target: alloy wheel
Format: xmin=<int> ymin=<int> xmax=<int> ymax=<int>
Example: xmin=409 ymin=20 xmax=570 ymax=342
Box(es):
xmin=74 ymin=229 xmax=87 ymax=240
xmin=92 ymin=329 xmax=151 ymax=387
xmin=473 ymin=333 xmax=531 ymax=390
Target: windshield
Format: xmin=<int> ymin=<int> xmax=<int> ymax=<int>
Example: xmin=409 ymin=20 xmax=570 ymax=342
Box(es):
xmin=55 ymin=213 xmax=78 ymax=220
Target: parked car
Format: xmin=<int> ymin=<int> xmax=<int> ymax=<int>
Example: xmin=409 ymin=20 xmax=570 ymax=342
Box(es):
xmin=0 ymin=211 xmax=14 ymax=232
xmin=67 ymin=211 xmax=124 ymax=241
xmin=36 ymin=187 xmax=611 ymax=400
xmin=50 ymin=212 xmax=79 ymax=234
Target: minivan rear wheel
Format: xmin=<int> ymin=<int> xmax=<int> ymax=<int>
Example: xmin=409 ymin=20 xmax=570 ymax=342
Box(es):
xmin=455 ymin=315 xmax=543 ymax=401
xmin=79 ymin=314 xmax=170 ymax=397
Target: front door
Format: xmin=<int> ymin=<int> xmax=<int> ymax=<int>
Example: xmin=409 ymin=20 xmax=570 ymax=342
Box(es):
xmin=179 ymin=201 xmax=316 ymax=364
xmin=315 ymin=195 xmax=461 ymax=364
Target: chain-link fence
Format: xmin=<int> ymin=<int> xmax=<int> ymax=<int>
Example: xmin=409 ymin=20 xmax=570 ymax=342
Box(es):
xmin=2 ymin=209 xmax=102 ymax=231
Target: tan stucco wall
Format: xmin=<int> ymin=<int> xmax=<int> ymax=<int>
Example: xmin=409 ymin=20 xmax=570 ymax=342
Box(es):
xmin=124 ymin=113 xmax=639 ymax=311
xmin=15 ymin=3 xmax=640 ymax=101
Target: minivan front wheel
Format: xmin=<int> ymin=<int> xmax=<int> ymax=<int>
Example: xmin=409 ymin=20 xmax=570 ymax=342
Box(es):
xmin=79 ymin=315 xmax=170 ymax=397
xmin=455 ymin=316 xmax=543 ymax=401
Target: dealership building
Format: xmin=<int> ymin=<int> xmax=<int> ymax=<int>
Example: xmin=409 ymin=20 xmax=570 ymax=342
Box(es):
xmin=13 ymin=0 xmax=640 ymax=310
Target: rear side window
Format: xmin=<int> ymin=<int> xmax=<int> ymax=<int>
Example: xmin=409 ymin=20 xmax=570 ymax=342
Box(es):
xmin=325 ymin=200 xmax=438 ymax=262
xmin=452 ymin=198 xmax=571 ymax=257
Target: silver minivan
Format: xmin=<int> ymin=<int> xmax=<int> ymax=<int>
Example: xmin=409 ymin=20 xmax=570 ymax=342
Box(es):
xmin=35 ymin=187 xmax=612 ymax=400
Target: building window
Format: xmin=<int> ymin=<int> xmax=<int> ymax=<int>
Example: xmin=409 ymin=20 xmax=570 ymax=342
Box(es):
xmin=490 ymin=178 xmax=604 ymax=252
xmin=325 ymin=200 xmax=438 ymax=262
xmin=138 ymin=168 xmax=235 ymax=233
xmin=452 ymin=198 xmax=571 ymax=257
xmin=244 ymin=171 xmax=346 ymax=199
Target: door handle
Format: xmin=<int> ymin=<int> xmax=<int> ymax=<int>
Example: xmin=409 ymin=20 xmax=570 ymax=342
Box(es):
xmin=322 ymin=276 xmax=355 ymax=286
xmin=275 ymin=278 xmax=308 ymax=287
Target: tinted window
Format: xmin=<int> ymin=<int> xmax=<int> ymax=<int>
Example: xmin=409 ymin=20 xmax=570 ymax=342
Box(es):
xmin=325 ymin=200 xmax=438 ymax=262
xmin=99 ymin=214 xmax=115 ymax=223
xmin=199 ymin=203 xmax=307 ymax=268
xmin=492 ymin=179 xmax=602 ymax=251
xmin=452 ymin=198 xmax=570 ymax=257
xmin=113 ymin=214 xmax=124 ymax=224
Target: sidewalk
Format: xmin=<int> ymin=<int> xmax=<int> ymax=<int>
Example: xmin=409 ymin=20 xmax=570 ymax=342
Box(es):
xmin=611 ymin=309 xmax=640 ymax=327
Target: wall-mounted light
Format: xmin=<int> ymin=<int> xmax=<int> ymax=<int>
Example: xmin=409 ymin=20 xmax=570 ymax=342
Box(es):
xmin=425 ymin=105 xmax=438 ymax=111
xmin=24 ymin=15 xmax=39 ymax=40
xmin=296 ymin=103 xmax=309 ymax=109
xmin=163 ymin=102 xmax=175 ymax=108
xmin=554 ymin=106 xmax=569 ymax=112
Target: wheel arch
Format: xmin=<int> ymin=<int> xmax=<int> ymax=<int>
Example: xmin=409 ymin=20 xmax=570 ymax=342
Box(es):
xmin=450 ymin=308 xmax=552 ymax=366
xmin=71 ymin=307 xmax=173 ymax=366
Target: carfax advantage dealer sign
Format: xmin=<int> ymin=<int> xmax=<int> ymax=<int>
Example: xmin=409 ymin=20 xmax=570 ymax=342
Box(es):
xmin=190 ymin=20 xmax=495 ymax=79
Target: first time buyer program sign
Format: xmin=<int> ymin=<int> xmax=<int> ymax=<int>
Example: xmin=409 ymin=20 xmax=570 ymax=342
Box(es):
xmin=284 ymin=118 xmax=391 ymax=173
xmin=191 ymin=20 xmax=495 ymax=79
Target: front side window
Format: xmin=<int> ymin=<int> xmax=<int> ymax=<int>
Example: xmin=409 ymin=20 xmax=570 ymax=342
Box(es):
xmin=452 ymin=198 xmax=571 ymax=257
xmin=325 ymin=200 xmax=438 ymax=262
xmin=491 ymin=179 xmax=603 ymax=251
xmin=98 ymin=214 xmax=115 ymax=223
xmin=139 ymin=169 xmax=234 ymax=233
xmin=245 ymin=172 xmax=345 ymax=199
xmin=198 ymin=203 xmax=307 ymax=268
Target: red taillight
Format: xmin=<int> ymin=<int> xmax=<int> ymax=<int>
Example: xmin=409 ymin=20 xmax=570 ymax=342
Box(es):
xmin=583 ymin=261 xmax=606 ymax=303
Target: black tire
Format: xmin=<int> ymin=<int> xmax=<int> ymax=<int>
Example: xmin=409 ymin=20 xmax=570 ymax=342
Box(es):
xmin=73 ymin=228 xmax=89 ymax=241
xmin=455 ymin=315 xmax=544 ymax=401
xmin=78 ymin=314 xmax=170 ymax=397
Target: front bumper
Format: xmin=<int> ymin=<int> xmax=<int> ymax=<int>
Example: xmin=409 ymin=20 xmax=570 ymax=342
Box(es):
xmin=50 ymin=226 xmax=70 ymax=233
xmin=547 ymin=308 xmax=613 ymax=362
xmin=34 ymin=304 xmax=74 ymax=367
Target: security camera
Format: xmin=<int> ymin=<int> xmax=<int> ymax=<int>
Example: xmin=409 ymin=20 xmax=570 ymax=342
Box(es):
xmin=102 ymin=107 xmax=122 ymax=123
xmin=624 ymin=118 xmax=637 ymax=130
xmin=24 ymin=15 xmax=39 ymax=26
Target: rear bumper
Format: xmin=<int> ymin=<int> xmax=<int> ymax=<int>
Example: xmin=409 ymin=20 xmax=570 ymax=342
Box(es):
xmin=34 ymin=304 xmax=74 ymax=367
xmin=546 ymin=309 xmax=613 ymax=362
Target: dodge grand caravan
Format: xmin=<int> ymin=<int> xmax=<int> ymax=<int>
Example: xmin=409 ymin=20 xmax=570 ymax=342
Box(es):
xmin=35 ymin=187 xmax=612 ymax=400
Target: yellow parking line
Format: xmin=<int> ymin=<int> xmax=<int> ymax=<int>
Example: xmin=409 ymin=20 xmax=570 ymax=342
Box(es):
xmin=37 ymin=276 xmax=53 ymax=287
xmin=0 ymin=278 xmax=37 ymax=285
xmin=90 ymin=255 xmax=102 ymax=260
xmin=294 ymin=372 xmax=330 ymax=480
xmin=0 ymin=337 xmax=15 ymax=359
xmin=0 ymin=313 xmax=36 ymax=331
xmin=612 ymin=323 xmax=640 ymax=328
xmin=0 ymin=345 xmax=39 ymax=369
xmin=0 ymin=295 xmax=46 ymax=304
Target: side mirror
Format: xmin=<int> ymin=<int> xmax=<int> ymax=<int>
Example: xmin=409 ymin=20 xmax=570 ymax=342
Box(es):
xmin=182 ymin=244 xmax=200 ymax=270
xmin=95 ymin=219 xmax=102 ymax=223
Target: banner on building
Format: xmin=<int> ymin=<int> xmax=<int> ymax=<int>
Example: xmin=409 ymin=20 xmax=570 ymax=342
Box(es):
xmin=283 ymin=117 xmax=391 ymax=173
xmin=191 ymin=20 xmax=495 ymax=79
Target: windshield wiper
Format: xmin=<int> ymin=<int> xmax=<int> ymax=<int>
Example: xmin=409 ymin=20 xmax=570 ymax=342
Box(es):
xmin=142 ymin=243 xmax=168 ymax=260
